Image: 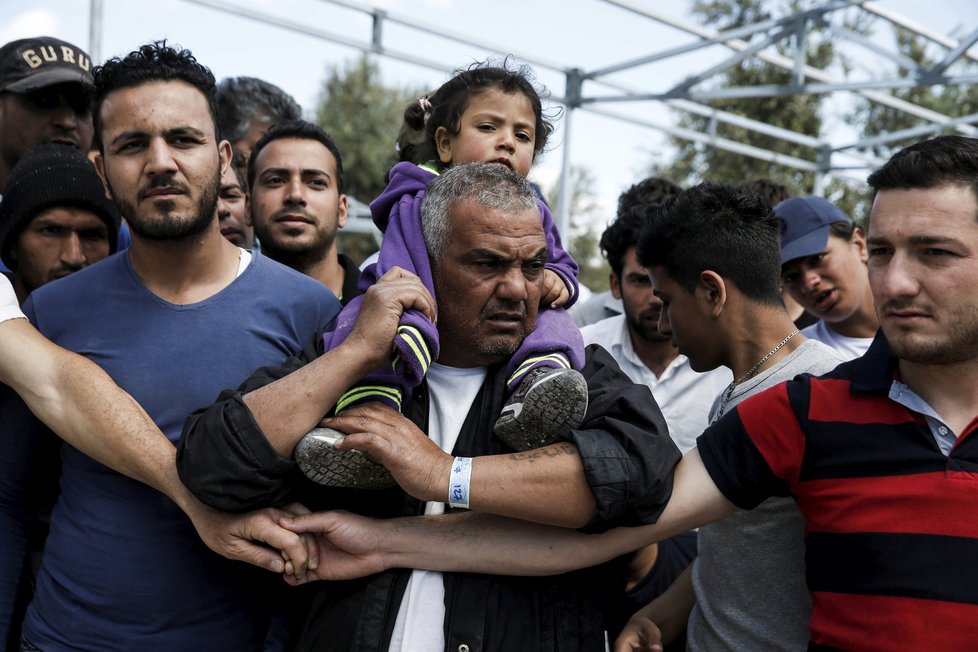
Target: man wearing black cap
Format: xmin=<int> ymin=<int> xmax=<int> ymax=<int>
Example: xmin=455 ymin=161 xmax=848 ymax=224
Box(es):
xmin=0 ymin=143 xmax=118 ymax=303
xmin=0 ymin=37 xmax=94 ymax=192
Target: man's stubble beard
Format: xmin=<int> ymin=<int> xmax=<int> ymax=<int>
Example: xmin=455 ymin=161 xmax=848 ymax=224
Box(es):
xmin=113 ymin=169 xmax=220 ymax=242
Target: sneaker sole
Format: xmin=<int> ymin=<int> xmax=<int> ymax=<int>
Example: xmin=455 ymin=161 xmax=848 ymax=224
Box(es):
xmin=494 ymin=369 xmax=588 ymax=450
xmin=294 ymin=427 xmax=396 ymax=489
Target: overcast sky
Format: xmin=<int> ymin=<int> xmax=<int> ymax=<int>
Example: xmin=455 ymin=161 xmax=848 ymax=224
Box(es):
xmin=3 ymin=0 xmax=978 ymax=231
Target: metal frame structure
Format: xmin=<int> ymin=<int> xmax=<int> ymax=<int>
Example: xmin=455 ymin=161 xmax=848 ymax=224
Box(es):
xmin=88 ymin=0 xmax=978 ymax=234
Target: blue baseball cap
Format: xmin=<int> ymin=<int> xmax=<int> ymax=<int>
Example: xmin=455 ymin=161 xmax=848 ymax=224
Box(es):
xmin=774 ymin=196 xmax=850 ymax=264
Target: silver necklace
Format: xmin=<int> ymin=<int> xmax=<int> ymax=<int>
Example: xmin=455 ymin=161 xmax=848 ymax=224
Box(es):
xmin=714 ymin=329 xmax=800 ymax=420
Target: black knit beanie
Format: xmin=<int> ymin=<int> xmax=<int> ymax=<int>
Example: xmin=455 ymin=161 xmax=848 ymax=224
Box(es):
xmin=0 ymin=143 xmax=120 ymax=270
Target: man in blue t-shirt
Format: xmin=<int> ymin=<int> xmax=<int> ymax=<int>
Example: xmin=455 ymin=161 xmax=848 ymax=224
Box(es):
xmin=0 ymin=42 xmax=340 ymax=651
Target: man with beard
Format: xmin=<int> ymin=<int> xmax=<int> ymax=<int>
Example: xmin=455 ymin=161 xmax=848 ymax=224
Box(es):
xmin=0 ymin=42 xmax=339 ymax=649
xmin=0 ymin=143 xmax=119 ymax=304
xmin=572 ymin=177 xmax=679 ymax=328
xmin=248 ymin=120 xmax=360 ymax=304
xmin=177 ymin=163 xmax=679 ymax=652
xmin=579 ymin=196 xmax=731 ymax=646
xmin=582 ymin=185 xmax=730 ymax=455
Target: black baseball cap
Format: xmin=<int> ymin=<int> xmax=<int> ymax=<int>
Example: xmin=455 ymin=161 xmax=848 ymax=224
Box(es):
xmin=0 ymin=37 xmax=94 ymax=94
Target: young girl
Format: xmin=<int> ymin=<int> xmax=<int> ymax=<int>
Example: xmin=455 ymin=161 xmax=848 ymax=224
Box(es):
xmin=295 ymin=62 xmax=587 ymax=488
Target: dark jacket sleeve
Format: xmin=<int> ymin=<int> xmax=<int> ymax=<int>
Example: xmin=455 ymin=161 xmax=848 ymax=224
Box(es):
xmin=561 ymin=345 xmax=681 ymax=530
xmin=176 ymin=334 xmax=323 ymax=512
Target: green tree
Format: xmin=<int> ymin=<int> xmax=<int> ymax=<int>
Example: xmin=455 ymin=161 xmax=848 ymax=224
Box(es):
xmin=315 ymin=54 xmax=425 ymax=202
xmin=547 ymin=166 xmax=609 ymax=292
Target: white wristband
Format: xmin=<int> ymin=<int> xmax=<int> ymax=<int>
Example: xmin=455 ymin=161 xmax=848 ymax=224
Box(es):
xmin=448 ymin=456 xmax=472 ymax=509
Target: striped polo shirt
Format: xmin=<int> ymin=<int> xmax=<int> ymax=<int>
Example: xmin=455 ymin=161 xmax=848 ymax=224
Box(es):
xmin=698 ymin=334 xmax=978 ymax=651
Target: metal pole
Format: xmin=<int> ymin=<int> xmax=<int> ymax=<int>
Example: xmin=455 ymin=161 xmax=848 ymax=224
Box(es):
xmin=89 ymin=0 xmax=103 ymax=63
xmin=557 ymin=69 xmax=583 ymax=239
xmin=557 ymin=107 xmax=573 ymax=239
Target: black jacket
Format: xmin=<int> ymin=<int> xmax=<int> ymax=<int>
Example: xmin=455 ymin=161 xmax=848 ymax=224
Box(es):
xmin=177 ymin=342 xmax=680 ymax=651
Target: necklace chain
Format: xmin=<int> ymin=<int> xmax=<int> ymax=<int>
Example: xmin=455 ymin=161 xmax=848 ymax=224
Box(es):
xmin=714 ymin=329 xmax=800 ymax=421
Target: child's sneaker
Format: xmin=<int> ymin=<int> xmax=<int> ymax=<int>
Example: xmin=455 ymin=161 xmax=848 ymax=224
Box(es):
xmin=493 ymin=368 xmax=588 ymax=450
xmin=294 ymin=427 xmax=395 ymax=489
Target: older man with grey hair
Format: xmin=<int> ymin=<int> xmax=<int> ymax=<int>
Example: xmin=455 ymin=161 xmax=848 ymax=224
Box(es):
xmin=177 ymin=162 xmax=678 ymax=652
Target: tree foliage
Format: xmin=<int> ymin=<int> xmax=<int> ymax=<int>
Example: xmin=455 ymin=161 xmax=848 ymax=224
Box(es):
xmin=315 ymin=54 xmax=425 ymax=202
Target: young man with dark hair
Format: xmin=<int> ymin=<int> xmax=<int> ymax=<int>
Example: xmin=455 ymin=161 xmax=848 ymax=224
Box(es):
xmin=0 ymin=143 xmax=119 ymax=303
xmin=776 ymin=195 xmax=878 ymax=359
xmin=247 ymin=119 xmax=359 ymax=303
xmin=581 ymin=186 xmax=730 ymax=645
xmin=572 ymin=176 xmax=681 ymax=327
xmin=0 ymin=41 xmax=339 ymax=649
xmin=286 ymin=136 xmax=978 ymax=651
xmin=583 ymin=187 xmax=729 ymax=454
xmin=216 ymin=155 xmax=254 ymax=250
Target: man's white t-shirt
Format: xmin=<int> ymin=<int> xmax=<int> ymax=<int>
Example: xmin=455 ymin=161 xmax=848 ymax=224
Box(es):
xmin=801 ymin=319 xmax=873 ymax=361
xmin=0 ymin=275 xmax=25 ymax=324
xmin=388 ymin=362 xmax=487 ymax=652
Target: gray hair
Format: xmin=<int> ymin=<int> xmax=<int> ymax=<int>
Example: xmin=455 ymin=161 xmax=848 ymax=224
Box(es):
xmin=215 ymin=76 xmax=302 ymax=144
xmin=420 ymin=163 xmax=540 ymax=262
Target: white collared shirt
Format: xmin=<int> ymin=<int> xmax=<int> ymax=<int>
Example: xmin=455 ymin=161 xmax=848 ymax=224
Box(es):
xmin=581 ymin=314 xmax=732 ymax=453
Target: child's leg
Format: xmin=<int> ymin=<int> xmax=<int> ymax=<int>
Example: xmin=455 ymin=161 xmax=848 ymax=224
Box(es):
xmin=502 ymin=307 xmax=585 ymax=390
xmin=493 ymin=308 xmax=589 ymax=450
xmin=296 ymin=193 xmax=440 ymax=487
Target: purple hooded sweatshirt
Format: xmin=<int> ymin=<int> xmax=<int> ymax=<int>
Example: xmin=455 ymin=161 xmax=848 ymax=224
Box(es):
xmin=321 ymin=162 xmax=585 ymax=411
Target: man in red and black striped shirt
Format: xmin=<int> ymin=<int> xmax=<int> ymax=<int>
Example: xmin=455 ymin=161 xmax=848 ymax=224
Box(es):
xmin=694 ymin=135 xmax=978 ymax=650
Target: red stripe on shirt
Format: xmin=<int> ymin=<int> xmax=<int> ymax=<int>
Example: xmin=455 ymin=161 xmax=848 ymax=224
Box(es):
xmin=810 ymin=591 xmax=978 ymax=651
xmin=807 ymin=378 xmax=912 ymax=424
xmin=798 ymin=472 xmax=978 ymax=538
xmin=736 ymin=382 xmax=807 ymax=480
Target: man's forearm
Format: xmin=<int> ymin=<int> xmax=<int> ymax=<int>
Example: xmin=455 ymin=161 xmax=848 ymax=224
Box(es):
xmin=296 ymin=450 xmax=739 ymax=579
xmin=2 ymin=320 xmax=185 ymax=498
xmin=466 ymin=443 xmax=597 ymax=527
xmin=243 ymin=341 xmax=378 ymax=456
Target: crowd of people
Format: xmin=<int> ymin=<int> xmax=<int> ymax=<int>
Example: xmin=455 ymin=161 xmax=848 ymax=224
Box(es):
xmin=0 ymin=33 xmax=976 ymax=652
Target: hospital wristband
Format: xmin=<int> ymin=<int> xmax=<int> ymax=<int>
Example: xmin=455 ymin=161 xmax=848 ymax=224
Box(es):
xmin=448 ymin=456 xmax=472 ymax=509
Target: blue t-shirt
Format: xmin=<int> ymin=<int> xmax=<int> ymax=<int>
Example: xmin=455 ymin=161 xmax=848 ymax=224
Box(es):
xmin=0 ymin=251 xmax=338 ymax=650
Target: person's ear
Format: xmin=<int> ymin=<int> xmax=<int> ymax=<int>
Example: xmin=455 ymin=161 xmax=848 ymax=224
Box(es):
xmin=435 ymin=126 xmax=453 ymax=165
xmin=93 ymin=152 xmax=112 ymax=200
xmin=609 ymin=271 xmax=622 ymax=299
xmin=850 ymin=227 xmax=869 ymax=264
xmin=698 ymin=270 xmax=727 ymax=318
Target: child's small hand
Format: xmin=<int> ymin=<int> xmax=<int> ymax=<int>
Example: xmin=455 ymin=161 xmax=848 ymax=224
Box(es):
xmin=541 ymin=269 xmax=570 ymax=308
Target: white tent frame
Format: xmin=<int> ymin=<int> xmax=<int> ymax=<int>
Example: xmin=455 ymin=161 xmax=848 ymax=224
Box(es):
xmin=87 ymin=0 xmax=978 ymax=235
